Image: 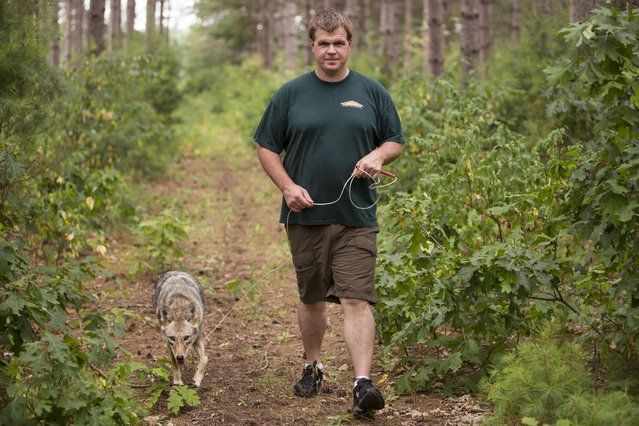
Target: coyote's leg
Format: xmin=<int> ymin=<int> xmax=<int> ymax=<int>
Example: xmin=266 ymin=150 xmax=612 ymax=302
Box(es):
xmin=192 ymin=337 xmax=208 ymax=387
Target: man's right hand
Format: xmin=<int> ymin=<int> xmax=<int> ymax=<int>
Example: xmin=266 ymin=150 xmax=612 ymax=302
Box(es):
xmin=283 ymin=183 xmax=314 ymax=212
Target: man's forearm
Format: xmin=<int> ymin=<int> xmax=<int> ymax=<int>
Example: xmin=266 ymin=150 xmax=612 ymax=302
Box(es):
xmin=256 ymin=145 xmax=314 ymax=211
xmin=377 ymin=141 xmax=404 ymax=165
xmin=256 ymin=145 xmax=294 ymax=193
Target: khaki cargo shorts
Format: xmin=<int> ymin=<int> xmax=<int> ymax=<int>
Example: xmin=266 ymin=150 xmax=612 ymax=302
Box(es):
xmin=286 ymin=224 xmax=379 ymax=304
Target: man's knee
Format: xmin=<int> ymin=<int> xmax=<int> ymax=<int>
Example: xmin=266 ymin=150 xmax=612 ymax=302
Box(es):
xmin=340 ymin=297 xmax=370 ymax=311
xmin=299 ymin=301 xmax=326 ymax=314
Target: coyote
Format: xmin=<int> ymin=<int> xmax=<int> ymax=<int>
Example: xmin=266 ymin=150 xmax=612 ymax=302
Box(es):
xmin=152 ymin=271 xmax=208 ymax=387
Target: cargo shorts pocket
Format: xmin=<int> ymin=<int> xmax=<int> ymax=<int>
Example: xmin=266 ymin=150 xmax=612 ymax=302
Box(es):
xmin=292 ymin=252 xmax=318 ymax=281
xmin=352 ymin=235 xmax=377 ymax=258
xmin=291 ymin=251 xmax=322 ymax=302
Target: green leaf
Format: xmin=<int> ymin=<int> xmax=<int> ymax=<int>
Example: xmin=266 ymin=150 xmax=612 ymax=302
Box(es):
xmin=615 ymin=201 xmax=639 ymax=222
xmin=167 ymin=385 xmax=200 ymax=413
xmin=225 ymin=279 xmax=242 ymax=292
xmin=436 ymin=352 xmax=463 ymax=374
xmin=487 ymin=204 xmax=515 ymax=216
xmin=395 ymin=374 xmax=413 ymax=395
xmin=521 ymin=417 xmax=539 ymax=426
xmin=631 ymin=85 xmax=639 ymax=108
xmin=58 ymin=397 xmax=87 ymax=411
xmin=145 ymin=387 xmax=164 ymax=410
xmin=167 ymin=388 xmax=185 ymax=413
xmin=605 ymin=179 xmax=629 ymax=194
xmin=176 ymin=385 xmax=200 ymax=407
xmin=2 ymin=292 xmax=27 ymax=315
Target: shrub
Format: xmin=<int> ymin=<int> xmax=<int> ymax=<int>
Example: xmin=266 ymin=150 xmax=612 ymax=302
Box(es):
xmin=0 ymin=254 xmax=145 ymax=424
xmin=481 ymin=323 xmax=639 ymax=426
xmin=376 ymin=79 xmax=565 ymax=394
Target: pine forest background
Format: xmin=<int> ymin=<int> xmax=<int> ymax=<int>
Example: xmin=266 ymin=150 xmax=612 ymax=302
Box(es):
xmin=2 ymin=0 xmax=639 ymax=424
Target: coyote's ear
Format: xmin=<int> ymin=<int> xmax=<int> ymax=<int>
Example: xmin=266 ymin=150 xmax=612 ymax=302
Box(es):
xmin=160 ymin=307 xmax=172 ymax=326
xmin=186 ymin=303 xmax=198 ymax=325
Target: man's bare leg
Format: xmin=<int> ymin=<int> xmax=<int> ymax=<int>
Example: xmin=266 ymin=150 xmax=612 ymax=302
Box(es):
xmin=298 ymin=301 xmax=327 ymax=363
xmin=341 ymin=297 xmax=375 ymax=377
xmin=342 ymin=297 xmax=385 ymax=414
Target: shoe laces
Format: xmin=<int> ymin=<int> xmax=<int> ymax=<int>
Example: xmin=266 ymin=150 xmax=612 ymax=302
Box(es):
xmin=301 ymin=361 xmax=321 ymax=383
xmin=355 ymin=378 xmax=373 ymax=398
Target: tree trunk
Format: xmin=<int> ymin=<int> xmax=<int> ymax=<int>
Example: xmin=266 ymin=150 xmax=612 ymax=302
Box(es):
xmin=424 ymin=0 xmax=444 ymax=79
xmin=345 ymin=0 xmax=360 ymax=41
xmin=64 ymin=0 xmax=73 ymax=63
xmin=50 ymin=1 xmax=61 ymax=66
xmin=303 ymin=0 xmax=312 ymax=66
xmin=460 ymin=0 xmax=480 ymax=86
xmin=538 ymin=0 xmax=549 ymax=51
xmin=511 ymin=0 xmax=521 ymax=42
xmin=479 ymin=0 xmax=491 ymax=64
xmin=275 ymin=0 xmax=285 ymax=52
xmin=146 ymin=0 xmax=156 ymax=48
xmin=361 ymin=0 xmax=371 ymax=54
xmin=282 ymin=1 xmax=298 ymax=70
xmin=403 ymin=0 xmax=412 ymax=69
xmin=89 ymin=0 xmax=106 ymax=55
xmin=158 ymin=0 xmax=165 ymax=35
xmin=125 ymin=0 xmax=135 ymax=51
xmin=380 ymin=0 xmax=399 ymax=74
xmin=570 ymin=0 xmax=599 ymax=22
xmin=109 ymin=0 xmax=122 ymax=51
xmin=74 ymin=0 xmax=84 ymax=56
xmin=259 ymin=0 xmax=273 ymax=67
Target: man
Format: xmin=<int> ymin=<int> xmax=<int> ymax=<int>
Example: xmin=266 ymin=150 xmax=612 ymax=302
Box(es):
xmin=254 ymin=8 xmax=405 ymax=417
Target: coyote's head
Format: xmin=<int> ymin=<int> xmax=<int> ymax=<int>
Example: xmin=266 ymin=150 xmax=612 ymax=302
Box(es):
xmin=160 ymin=297 xmax=200 ymax=365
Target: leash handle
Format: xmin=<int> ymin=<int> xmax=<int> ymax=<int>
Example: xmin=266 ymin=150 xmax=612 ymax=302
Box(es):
xmin=355 ymin=165 xmax=397 ymax=179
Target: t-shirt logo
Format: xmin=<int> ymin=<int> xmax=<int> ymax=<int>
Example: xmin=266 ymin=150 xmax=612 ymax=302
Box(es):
xmin=340 ymin=100 xmax=364 ymax=109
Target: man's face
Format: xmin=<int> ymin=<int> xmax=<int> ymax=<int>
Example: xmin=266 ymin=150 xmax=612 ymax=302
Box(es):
xmin=311 ymin=27 xmax=352 ymax=80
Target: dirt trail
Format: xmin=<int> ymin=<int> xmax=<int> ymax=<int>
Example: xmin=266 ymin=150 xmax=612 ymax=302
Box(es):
xmin=101 ymin=137 xmax=486 ymax=425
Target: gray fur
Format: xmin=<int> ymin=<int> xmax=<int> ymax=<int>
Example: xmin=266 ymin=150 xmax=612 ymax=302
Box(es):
xmin=153 ymin=271 xmax=205 ymax=323
xmin=152 ymin=271 xmax=208 ymax=387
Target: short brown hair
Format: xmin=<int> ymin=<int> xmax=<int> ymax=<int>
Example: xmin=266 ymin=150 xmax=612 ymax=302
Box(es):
xmin=307 ymin=8 xmax=353 ymax=41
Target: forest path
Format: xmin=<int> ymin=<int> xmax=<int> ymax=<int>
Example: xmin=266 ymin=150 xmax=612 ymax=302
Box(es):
xmin=101 ymin=102 xmax=486 ymax=425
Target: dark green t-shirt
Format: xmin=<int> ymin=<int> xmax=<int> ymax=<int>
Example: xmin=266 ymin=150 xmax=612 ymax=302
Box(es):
xmin=254 ymin=70 xmax=405 ymax=226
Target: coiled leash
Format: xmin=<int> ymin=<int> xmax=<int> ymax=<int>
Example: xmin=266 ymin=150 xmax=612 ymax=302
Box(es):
xmin=204 ymin=167 xmax=398 ymax=342
xmin=286 ymin=166 xmax=397 ymax=231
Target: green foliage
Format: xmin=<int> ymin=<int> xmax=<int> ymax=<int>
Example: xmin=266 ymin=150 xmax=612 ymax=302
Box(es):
xmin=481 ymin=323 xmax=639 ymax=426
xmin=0 ymin=257 xmax=144 ymax=425
xmin=0 ymin=4 xmax=186 ymax=424
xmin=544 ymin=6 xmax=639 ymax=356
xmin=376 ymin=4 xmax=639 ymax=397
xmin=140 ymin=53 xmax=183 ymax=118
xmin=132 ymin=207 xmax=190 ymax=272
xmin=167 ymin=386 xmax=201 ymax=414
xmin=481 ymin=324 xmax=591 ymax=424
xmin=46 ymin=54 xmax=179 ymax=180
xmin=189 ymin=56 xmax=287 ymax=140
xmin=31 ymin=166 xmax=133 ymax=263
xmin=189 ymin=0 xmax=260 ymax=67
xmin=0 ymin=0 xmax=59 ymax=228
xmin=142 ymin=362 xmax=201 ymax=414
xmin=377 ymin=79 xmax=566 ymax=394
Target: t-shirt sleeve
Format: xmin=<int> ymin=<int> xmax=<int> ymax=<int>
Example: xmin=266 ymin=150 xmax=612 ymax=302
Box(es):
xmin=379 ymin=96 xmax=406 ymax=146
xmin=254 ymin=97 xmax=286 ymax=154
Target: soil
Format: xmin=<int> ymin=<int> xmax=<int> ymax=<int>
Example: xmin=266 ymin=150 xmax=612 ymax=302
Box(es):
xmin=97 ymin=137 xmax=487 ymax=425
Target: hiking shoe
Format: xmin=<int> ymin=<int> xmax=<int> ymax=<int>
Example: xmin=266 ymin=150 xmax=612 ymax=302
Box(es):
xmin=293 ymin=361 xmax=323 ymax=397
xmin=351 ymin=378 xmax=385 ymax=416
